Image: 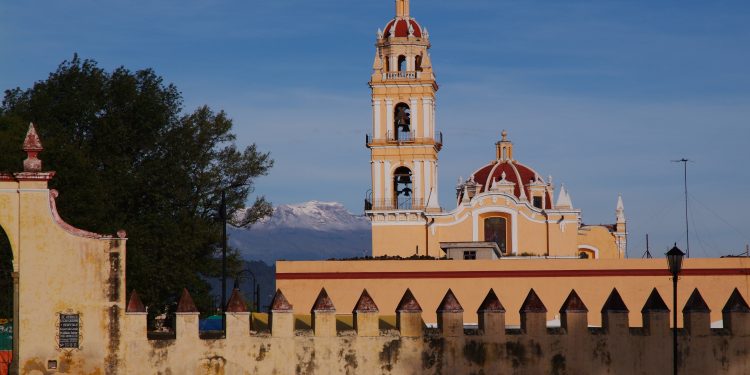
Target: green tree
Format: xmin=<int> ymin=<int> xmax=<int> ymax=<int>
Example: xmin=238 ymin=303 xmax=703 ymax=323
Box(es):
xmin=0 ymin=55 xmax=273 ymax=313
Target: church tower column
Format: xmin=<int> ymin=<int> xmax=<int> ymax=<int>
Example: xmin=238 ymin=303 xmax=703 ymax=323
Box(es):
xmin=615 ymin=195 xmax=627 ymax=258
xmin=366 ymin=0 xmax=441 ymax=256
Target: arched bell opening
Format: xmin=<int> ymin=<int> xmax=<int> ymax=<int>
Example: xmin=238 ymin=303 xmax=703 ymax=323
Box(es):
xmin=0 ymin=225 xmax=14 ymax=372
xmin=393 ymin=166 xmax=413 ymax=209
xmin=397 ymin=55 xmax=407 ymax=72
xmin=415 ymin=55 xmax=423 ymax=72
xmin=393 ymin=103 xmax=412 ymax=141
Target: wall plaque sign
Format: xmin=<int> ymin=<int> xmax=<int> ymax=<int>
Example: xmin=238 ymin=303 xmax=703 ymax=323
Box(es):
xmin=58 ymin=314 xmax=80 ymax=349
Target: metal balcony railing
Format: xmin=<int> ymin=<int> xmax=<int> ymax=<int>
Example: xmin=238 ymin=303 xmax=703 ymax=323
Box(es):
xmin=365 ymin=197 xmax=426 ymax=211
xmin=384 ymin=71 xmax=418 ymax=80
xmin=366 ymin=131 xmax=443 ymax=148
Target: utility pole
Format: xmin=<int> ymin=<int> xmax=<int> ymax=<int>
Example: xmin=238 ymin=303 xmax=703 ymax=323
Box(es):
xmin=672 ymin=159 xmax=691 ymax=258
xmin=220 ymin=190 xmax=227 ymax=328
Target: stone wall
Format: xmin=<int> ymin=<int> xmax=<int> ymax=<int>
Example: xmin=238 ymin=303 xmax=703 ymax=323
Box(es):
xmin=118 ymin=286 xmax=750 ymax=375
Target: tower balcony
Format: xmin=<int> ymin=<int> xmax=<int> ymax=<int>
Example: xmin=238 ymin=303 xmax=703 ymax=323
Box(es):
xmin=365 ymin=197 xmax=426 ymax=211
xmin=366 ymin=131 xmax=443 ymax=150
xmin=383 ymin=71 xmax=419 ymax=80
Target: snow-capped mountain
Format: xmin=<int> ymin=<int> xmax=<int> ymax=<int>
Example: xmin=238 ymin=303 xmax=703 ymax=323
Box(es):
xmin=229 ymin=201 xmax=371 ymax=265
xmin=251 ymin=201 xmax=370 ymax=231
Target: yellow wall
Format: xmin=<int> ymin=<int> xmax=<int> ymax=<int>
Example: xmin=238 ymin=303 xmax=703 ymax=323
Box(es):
xmin=371 ymin=191 xmax=621 ymax=259
xmin=0 ymin=177 xmax=126 ymax=375
xmin=277 ymin=258 xmax=750 ymax=326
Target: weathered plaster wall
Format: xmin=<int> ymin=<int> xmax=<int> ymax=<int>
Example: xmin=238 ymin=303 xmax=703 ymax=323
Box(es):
xmin=117 ymin=306 xmax=750 ymax=374
xmin=1 ymin=178 xmax=126 ymax=375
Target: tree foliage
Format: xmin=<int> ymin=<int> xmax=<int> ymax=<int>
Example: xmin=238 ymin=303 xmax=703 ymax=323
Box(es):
xmin=0 ymin=55 xmax=273 ymax=313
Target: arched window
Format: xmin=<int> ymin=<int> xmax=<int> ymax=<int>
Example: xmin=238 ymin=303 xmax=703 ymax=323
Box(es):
xmin=415 ymin=55 xmax=423 ymax=72
xmin=393 ymin=166 xmax=413 ymax=209
xmin=398 ymin=55 xmax=407 ymax=72
xmin=394 ymin=103 xmax=411 ymax=141
xmin=484 ymin=217 xmax=508 ymax=254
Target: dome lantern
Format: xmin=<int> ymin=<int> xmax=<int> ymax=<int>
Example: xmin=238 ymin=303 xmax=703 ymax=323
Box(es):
xmin=495 ymin=130 xmax=513 ymax=161
xmin=396 ymin=0 xmax=410 ymax=18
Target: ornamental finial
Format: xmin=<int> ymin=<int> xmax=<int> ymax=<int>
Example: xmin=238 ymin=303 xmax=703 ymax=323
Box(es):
xmin=22 ymin=123 xmax=44 ymax=172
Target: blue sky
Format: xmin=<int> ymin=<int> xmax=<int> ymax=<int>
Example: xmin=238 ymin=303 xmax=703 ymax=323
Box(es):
xmin=2 ymin=0 xmax=749 ymax=257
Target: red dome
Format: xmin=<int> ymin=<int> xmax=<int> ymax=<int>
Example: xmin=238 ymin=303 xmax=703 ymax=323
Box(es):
xmin=462 ymin=160 xmax=553 ymax=208
xmin=384 ymin=18 xmax=423 ymax=38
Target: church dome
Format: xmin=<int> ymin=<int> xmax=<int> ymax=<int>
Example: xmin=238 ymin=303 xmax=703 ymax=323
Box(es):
xmin=384 ymin=18 xmax=423 ymax=38
xmin=457 ymin=131 xmax=553 ymax=208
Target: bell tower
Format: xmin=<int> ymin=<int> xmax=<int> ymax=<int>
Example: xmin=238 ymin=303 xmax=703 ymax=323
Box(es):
xmin=366 ymin=0 xmax=441 ymax=214
xmin=366 ymin=0 xmax=441 ymax=257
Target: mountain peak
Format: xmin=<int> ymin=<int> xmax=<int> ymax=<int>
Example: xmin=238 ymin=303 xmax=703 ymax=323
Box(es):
xmin=248 ymin=201 xmax=370 ymax=232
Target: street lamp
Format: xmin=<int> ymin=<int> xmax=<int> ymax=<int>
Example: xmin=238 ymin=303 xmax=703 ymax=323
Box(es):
xmin=220 ymin=191 xmax=228 ymax=327
xmin=666 ymin=245 xmax=685 ymax=375
xmin=234 ymin=269 xmax=260 ymax=313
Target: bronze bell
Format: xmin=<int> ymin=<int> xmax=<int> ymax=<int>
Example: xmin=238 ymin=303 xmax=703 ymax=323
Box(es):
xmin=396 ymin=175 xmax=411 ymax=184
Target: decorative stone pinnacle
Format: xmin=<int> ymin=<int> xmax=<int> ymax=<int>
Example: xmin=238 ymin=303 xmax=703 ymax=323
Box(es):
xmin=226 ymin=288 xmax=248 ymax=313
xmin=270 ymin=289 xmax=293 ymax=312
xmin=501 ymin=130 xmax=508 ymax=141
xmin=477 ymin=288 xmax=505 ymax=313
xmin=396 ymin=288 xmax=422 ymax=312
xmin=641 ymin=288 xmax=669 ymax=313
xmin=601 ymin=288 xmax=629 ymax=313
xmin=683 ymin=288 xmax=710 ymax=313
xmin=176 ymin=288 xmax=198 ymax=313
xmin=722 ymin=288 xmax=750 ymax=313
xmin=126 ymin=290 xmax=146 ymax=313
xmin=353 ymin=289 xmax=379 ymax=313
xmin=559 ymin=290 xmax=588 ymax=313
xmin=22 ymin=122 xmax=44 ymax=172
xmin=436 ymin=289 xmax=464 ymax=313
xmin=520 ymin=289 xmax=547 ymax=313
xmin=311 ymin=288 xmax=336 ymax=313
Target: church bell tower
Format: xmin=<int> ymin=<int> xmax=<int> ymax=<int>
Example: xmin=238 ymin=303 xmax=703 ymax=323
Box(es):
xmin=366 ymin=0 xmax=441 ymax=256
xmin=367 ymin=0 xmax=440 ymax=212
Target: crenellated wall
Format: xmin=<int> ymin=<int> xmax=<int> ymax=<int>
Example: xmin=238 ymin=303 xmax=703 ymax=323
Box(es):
xmin=118 ymin=286 xmax=750 ymax=375
xmin=5 ymin=125 xmax=750 ymax=374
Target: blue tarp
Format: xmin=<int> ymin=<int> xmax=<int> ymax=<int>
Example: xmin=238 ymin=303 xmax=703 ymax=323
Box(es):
xmin=198 ymin=315 xmax=222 ymax=331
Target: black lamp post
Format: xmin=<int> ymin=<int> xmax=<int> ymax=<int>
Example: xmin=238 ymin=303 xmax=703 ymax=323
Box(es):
xmin=220 ymin=191 xmax=228 ymax=328
xmin=234 ymin=269 xmax=260 ymax=312
xmin=666 ymin=245 xmax=685 ymax=375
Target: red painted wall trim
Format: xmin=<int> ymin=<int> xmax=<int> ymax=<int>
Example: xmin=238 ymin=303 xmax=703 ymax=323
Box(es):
xmin=277 ymin=268 xmax=750 ymax=280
